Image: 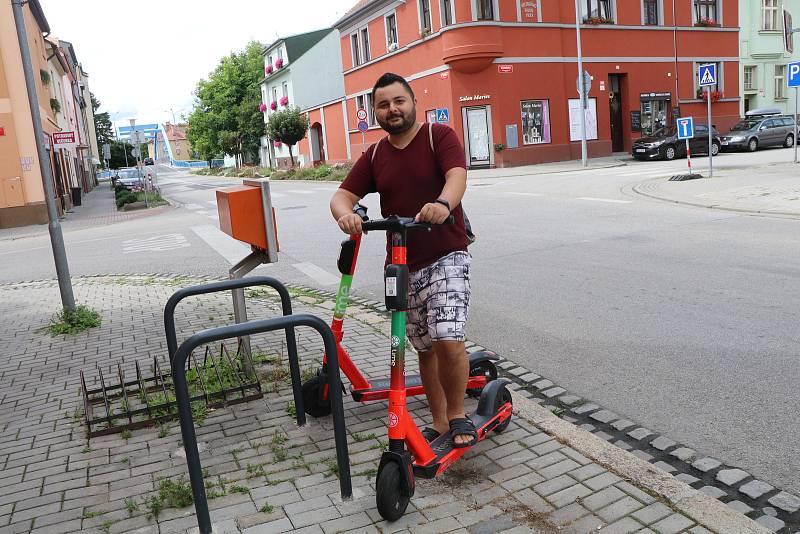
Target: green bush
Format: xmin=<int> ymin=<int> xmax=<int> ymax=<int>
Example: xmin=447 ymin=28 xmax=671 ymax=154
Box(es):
xmin=116 ymin=191 xmax=136 ymax=208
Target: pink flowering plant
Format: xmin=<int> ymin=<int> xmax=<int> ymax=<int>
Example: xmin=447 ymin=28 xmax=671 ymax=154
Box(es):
xmin=259 ymin=103 xmax=267 ymax=112
xmin=280 ymin=96 xmax=289 ymax=107
xmin=275 ymin=58 xmax=284 ymax=69
xmin=270 ymin=101 xmax=278 ymax=111
xmin=265 ymin=65 xmax=273 ymax=74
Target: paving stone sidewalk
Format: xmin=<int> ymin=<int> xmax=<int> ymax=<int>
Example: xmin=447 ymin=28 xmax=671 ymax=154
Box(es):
xmin=0 ymin=276 xmax=770 ymax=534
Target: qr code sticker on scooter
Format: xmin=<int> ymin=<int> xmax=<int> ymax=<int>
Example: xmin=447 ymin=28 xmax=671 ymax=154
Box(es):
xmin=385 ymin=277 xmax=397 ymax=297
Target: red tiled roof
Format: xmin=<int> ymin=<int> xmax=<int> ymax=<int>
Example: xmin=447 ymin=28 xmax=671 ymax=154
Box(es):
xmin=337 ymin=0 xmax=382 ymax=25
xmin=164 ymin=123 xmax=187 ymax=141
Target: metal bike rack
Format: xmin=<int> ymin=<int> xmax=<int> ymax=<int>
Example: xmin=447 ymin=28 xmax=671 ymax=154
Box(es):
xmin=167 ymin=281 xmax=352 ymax=534
xmin=163 ymin=276 xmax=306 ymax=425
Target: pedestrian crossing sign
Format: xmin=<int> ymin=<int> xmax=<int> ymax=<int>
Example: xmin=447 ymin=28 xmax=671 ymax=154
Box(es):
xmin=698 ymin=64 xmax=717 ymax=87
xmin=436 ymin=108 xmax=450 ymax=123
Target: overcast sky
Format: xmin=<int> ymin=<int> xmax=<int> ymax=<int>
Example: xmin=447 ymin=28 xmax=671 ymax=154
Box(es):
xmin=38 ymin=0 xmax=356 ymax=130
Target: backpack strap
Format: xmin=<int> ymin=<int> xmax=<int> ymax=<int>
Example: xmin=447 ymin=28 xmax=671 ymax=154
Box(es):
xmin=429 ymin=122 xmax=434 ymax=153
xmin=370 ymin=138 xmax=383 ymax=164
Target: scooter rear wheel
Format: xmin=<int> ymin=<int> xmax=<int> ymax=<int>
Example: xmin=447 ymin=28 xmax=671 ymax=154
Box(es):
xmin=467 ymin=360 xmax=498 ymax=397
xmin=376 ymin=462 xmax=410 ymax=521
xmin=493 ymin=387 xmax=513 ymax=434
xmin=301 ymin=373 xmax=332 ymax=417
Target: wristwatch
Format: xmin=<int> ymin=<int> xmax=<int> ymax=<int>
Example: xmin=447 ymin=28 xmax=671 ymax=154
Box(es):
xmin=434 ymin=198 xmax=451 ymax=212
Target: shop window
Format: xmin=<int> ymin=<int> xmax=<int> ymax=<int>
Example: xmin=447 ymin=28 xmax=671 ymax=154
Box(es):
xmin=775 ymin=64 xmax=787 ymax=99
xmin=419 ymin=0 xmax=432 ymax=33
xmin=584 ymin=0 xmax=613 ymax=22
xmin=743 ymin=66 xmax=756 ymax=91
xmin=762 ymin=0 xmax=780 ymax=31
xmin=694 ymin=0 xmax=719 ymax=24
xmin=640 ymin=97 xmax=670 ymax=135
xmin=385 ymin=13 xmax=398 ymax=50
xmin=643 ymin=0 xmax=659 ymax=25
xmin=520 ymin=100 xmax=551 ymax=145
xmin=476 ymin=0 xmax=494 ymax=20
xmin=441 ymin=0 xmax=455 ymax=26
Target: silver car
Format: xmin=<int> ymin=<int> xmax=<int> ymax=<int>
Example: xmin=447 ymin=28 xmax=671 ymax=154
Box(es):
xmin=114 ymin=168 xmax=143 ymax=190
xmin=720 ymin=112 xmax=796 ymax=152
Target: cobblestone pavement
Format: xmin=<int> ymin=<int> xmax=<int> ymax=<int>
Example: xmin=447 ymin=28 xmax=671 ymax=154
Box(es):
xmin=0 ymin=276 xmax=771 ymax=534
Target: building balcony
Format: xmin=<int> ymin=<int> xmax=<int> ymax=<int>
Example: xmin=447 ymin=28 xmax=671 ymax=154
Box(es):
xmin=441 ymin=25 xmax=504 ymax=74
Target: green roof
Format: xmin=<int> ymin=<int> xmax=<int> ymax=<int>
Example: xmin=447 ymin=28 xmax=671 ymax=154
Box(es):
xmin=265 ymin=28 xmax=333 ymax=63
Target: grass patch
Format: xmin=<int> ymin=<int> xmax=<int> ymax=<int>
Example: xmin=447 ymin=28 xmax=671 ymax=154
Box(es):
xmin=191 ymin=163 xmax=351 ymax=182
xmin=100 ymin=519 xmax=118 ymax=533
xmin=82 ymin=510 xmax=103 ymax=519
xmin=259 ymin=502 xmax=274 ymax=514
xmin=46 ymin=305 xmax=101 ymax=336
xmin=352 ymin=432 xmax=378 ymax=443
xmin=229 ymin=485 xmax=250 ymax=494
xmin=124 ymin=497 xmax=138 ymax=516
xmin=145 ymin=477 xmax=194 ymax=519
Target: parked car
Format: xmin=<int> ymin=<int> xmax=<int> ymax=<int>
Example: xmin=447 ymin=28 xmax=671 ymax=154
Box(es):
xmin=719 ymin=113 xmax=795 ymax=152
xmin=144 ymin=157 xmax=155 ymax=165
xmin=114 ymin=168 xmax=142 ymax=190
xmin=632 ymin=124 xmax=721 ymax=161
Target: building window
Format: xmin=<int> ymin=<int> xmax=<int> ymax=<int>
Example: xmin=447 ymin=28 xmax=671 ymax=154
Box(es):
xmin=356 ymin=94 xmax=377 ymax=127
xmin=282 ymin=82 xmax=288 ymax=98
xmin=351 ymin=33 xmax=361 ymax=66
xmin=775 ymin=64 xmax=787 ymax=99
xmin=360 ymin=27 xmax=371 ymax=62
xmin=585 ymin=0 xmax=613 ymax=21
xmin=643 ymin=0 xmax=659 ymax=25
xmin=385 ymin=13 xmax=398 ymax=50
xmin=762 ymin=0 xmax=780 ymax=31
xmin=743 ymin=66 xmax=756 ymax=91
xmin=520 ymin=100 xmax=551 ymax=145
xmin=419 ymin=0 xmax=432 ymax=32
xmin=277 ymin=48 xmax=283 ymax=63
xmin=694 ymin=0 xmax=718 ymax=24
xmin=442 ymin=0 xmax=454 ymax=25
xmin=476 ymin=0 xmax=494 ymax=20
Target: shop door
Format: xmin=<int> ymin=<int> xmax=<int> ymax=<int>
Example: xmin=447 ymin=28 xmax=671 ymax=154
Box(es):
xmin=609 ymin=75 xmax=625 ymax=152
xmin=463 ymin=106 xmax=491 ymax=167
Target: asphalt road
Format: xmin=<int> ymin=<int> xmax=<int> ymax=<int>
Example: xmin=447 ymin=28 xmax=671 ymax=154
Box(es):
xmin=1 ymin=147 xmax=798 ymax=496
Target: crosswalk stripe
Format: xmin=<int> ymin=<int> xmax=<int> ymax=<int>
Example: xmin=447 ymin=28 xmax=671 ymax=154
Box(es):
xmin=122 ymin=234 xmax=190 ymax=254
xmin=577 ymin=197 xmax=633 ymax=204
xmin=292 ymin=262 xmax=340 ymax=286
xmin=191 ymin=225 xmax=251 ymax=265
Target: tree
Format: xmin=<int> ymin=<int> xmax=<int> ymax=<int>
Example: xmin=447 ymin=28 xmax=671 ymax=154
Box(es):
xmin=187 ymin=41 xmax=265 ymax=167
xmin=108 ymin=141 xmax=134 ymax=169
xmin=90 ymin=92 xmax=113 ymax=151
xmin=266 ymin=107 xmax=309 ymax=167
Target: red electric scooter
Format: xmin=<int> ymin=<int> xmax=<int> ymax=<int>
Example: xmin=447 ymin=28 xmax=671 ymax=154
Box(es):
xmin=300 ymin=205 xmax=499 ymax=416
xmin=352 ymin=214 xmax=512 ymax=520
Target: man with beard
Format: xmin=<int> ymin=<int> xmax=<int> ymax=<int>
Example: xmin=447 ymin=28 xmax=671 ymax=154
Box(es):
xmin=330 ymin=72 xmax=475 ymax=448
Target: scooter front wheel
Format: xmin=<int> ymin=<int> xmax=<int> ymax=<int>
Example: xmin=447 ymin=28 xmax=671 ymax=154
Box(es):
xmin=376 ymin=462 xmax=410 ymax=521
xmin=301 ymin=373 xmax=332 ymax=417
xmin=493 ymin=386 xmax=513 ymax=434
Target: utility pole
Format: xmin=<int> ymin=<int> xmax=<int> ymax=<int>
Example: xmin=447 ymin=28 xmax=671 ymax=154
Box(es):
xmin=12 ymin=0 xmax=75 ymax=311
xmin=574 ymin=0 xmax=588 ymax=167
xmin=129 ymin=119 xmax=148 ymax=207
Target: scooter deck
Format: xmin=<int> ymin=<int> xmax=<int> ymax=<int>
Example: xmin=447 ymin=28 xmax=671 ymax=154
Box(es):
xmin=350 ymin=374 xmax=487 ymax=402
xmin=412 ymin=404 xmax=513 ymax=479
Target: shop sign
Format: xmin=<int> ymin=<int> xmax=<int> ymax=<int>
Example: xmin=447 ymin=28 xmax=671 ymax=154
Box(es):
xmin=498 ymin=65 xmax=513 ymax=74
xmin=21 ymin=156 xmax=33 ymax=171
xmin=521 ymin=1 xmax=537 ymax=20
xmin=53 ymin=131 xmax=77 ymax=146
xmin=630 ymin=111 xmax=642 ymax=132
xmin=640 ymin=92 xmax=671 ymax=101
xmin=0 ymin=126 xmax=5 ymax=136
xmin=440 ymin=72 xmax=449 ymax=80
xmin=458 ymin=94 xmax=490 ymax=102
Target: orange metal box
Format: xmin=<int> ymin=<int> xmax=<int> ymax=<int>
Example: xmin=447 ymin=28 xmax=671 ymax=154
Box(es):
xmin=216 ymin=185 xmax=274 ymax=250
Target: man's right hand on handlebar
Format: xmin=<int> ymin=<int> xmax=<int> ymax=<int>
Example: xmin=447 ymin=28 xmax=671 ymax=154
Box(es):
xmin=337 ymin=213 xmax=365 ymax=235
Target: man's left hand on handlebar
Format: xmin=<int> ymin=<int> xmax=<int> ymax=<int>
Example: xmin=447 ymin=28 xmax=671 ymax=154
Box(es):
xmin=414 ymin=202 xmax=450 ymax=224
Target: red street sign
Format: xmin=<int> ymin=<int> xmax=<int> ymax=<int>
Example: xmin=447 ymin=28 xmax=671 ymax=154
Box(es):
xmin=440 ymin=72 xmax=449 ymax=80
xmin=53 ymin=131 xmax=76 ymax=145
xmin=0 ymin=127 xmax=5 ymax=136
xmin=498 ymin=65 xmax=514 ymax=74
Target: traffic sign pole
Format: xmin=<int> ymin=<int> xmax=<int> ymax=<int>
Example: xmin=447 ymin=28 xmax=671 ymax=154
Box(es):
xmin=686 ymin=139 xmax=692 ymax=174
xmin=707 ymin=93 xmax=713 ymax=178
xmin=795 ymin=88 xmax=798 ymax=164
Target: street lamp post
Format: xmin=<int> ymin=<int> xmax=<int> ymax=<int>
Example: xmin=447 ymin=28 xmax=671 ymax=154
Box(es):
xmin=574 ymin=0 xmax=588 ymax=167
xmin=11 ymin=0 xmax=75 ymax=311
xmin=129 ymin=119 xmax=148 ymax=207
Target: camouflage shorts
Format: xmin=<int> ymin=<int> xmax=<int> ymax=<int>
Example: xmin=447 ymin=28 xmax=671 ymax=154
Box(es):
xmin=406 ymin=251 xmax=471 ymax=353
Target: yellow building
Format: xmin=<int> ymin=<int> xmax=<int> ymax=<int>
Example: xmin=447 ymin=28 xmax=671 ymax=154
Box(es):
xmin=0 ymin=0 xmax=59 ymax=227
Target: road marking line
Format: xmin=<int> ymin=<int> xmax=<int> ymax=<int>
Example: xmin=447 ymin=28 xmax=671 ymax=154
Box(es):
xmin=292 ymin=262 xmax=340 ymax=286
xmin=577 ymin=197 xmax=633 ymax=204
xmin=184 ymin=203 xmax=203 ymax=210
xmin=122 ymin=234 xmax=190 ymax=254
xmin=191 ymin=225 xmax=251 ymax=265
xmin=504 ymin=192 xmax=543 ymax=197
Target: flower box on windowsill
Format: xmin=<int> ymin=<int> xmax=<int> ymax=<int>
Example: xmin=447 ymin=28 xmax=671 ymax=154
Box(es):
xmin=583 ymin=16 xmax=615 ymax=25
xmin=697 ymin=89 xmax=723 ymax=102
xmin=694 ymin=18 xmax=719 ymax=28
xmin=279 ymin=96 xmax=289 ymax=107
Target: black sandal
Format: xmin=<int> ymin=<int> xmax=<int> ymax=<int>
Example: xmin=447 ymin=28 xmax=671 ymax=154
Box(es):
xmin=449 ymin=417 xmax=478 ymax=449
xmin=421 ymin=427 xmax=441 ymax=442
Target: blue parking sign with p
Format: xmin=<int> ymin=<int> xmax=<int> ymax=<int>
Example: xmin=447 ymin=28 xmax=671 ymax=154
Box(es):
xmin=698 ymin=64 xmax=717 ymax=87
xmin=788 ymin=61 xmax=800 ymax=88
xmin=677 ymin=117 xmax=694 ymax=140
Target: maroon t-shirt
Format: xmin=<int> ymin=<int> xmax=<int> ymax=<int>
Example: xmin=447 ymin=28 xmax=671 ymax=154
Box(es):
xmin=340 ymin=123 xmax=469 ymax=272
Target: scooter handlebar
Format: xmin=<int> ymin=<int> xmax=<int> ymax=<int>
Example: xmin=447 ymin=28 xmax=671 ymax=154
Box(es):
xmin=353 ymin=203 xmax=369 ymax=221
xmin=361 ymin=214 xmax=454 ymax=233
